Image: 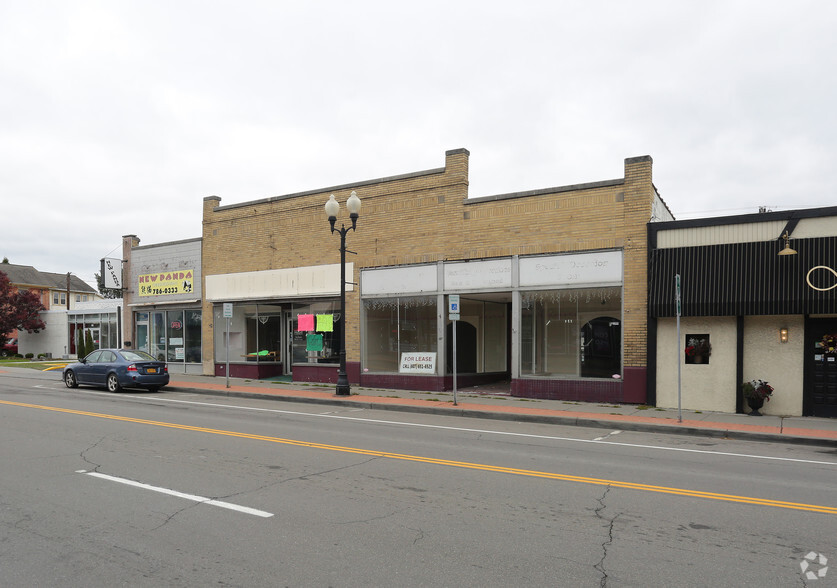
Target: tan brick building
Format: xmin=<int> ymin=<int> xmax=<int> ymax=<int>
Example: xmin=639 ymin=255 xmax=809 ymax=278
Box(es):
xmin=201 ymin=148 xmax=671 ymax=402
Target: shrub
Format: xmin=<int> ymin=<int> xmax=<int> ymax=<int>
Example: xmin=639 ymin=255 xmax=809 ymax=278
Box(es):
xmin=76 ymin=330 xmax=86 ymax=359
xmin=84 ymin=330 xmax=94 ymax=357
xmin=25 ymin=353 xmax=34 ymax=359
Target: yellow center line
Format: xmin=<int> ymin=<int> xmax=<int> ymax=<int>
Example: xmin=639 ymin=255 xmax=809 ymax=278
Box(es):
xmin=3 ymin=399 xmax=836 ymax=515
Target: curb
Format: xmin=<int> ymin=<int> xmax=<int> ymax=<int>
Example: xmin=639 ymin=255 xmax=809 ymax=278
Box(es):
xmin=166 ymin=385 xmax=837 ymax=449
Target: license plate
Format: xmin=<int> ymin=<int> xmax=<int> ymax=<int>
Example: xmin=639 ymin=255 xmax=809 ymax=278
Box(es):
xmin=147 ymin=368 xmax=157 ymax=373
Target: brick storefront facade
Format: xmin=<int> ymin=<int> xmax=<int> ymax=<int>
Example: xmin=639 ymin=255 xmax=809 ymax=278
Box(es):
xmin=201 ymin=149 xmax=668 ymax=403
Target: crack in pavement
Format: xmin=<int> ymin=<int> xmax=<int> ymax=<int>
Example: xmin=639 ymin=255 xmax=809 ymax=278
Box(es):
xmin=150 ymin=502 xmax=200 ymax=531
xmin=593 ymin=486 xmax=619 ymax=588
xmin=79 ymin=436 xmax=107 ymax=472
xmin=407 ymin=525 xmax=425 ymax=545
xmin=275 ymin=456 xmax=381 ymax=485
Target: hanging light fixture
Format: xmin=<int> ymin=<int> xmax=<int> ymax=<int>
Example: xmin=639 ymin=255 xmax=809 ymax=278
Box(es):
xmin=778 ymin=231 xmax=797 ymax=256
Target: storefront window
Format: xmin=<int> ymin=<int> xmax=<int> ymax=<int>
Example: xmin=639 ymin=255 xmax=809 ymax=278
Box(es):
xmin=288 ymin=301 xmax=341 ymax=364
xmin=521 ymin=288 xmax=621 ymax=378
xmin=106 ymin=313 xmax=119 ymax=348
xmin=69 ymin=312 xmax=122 ymax=354
xmin=212 ymin=302 xmax=339 ymax=368
xmin=150 ymin=312 xmax=166 ymax=361
xmin=185 ymin=310 xmax=202 ymax=362
xmin=135 ymin=309 xmax=201 ymax=362
xmin=85 ymin=314 xmax=101 ymax=350
xmin=245 ymin=304 xmax=283 ymax=361
xmin=363 ymin=296 xmax=437 ymax=373
xmin=167 ymin=310 xmax=184 ymax=362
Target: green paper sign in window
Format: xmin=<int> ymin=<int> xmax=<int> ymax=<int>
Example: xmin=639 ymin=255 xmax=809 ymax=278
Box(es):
xmin=306 ymin=333 xmax=323 ymax=352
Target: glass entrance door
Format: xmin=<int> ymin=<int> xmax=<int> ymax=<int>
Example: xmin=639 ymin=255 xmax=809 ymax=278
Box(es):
xmin=136 ymin=323 xmax=148 ymax=352
xmin=150 ymin=312 xmax=166 ymax=361
xmin=89 ymin=328 xmax=101 ymax=350
xmin=285 ymin=316 xmax=309 ymax=375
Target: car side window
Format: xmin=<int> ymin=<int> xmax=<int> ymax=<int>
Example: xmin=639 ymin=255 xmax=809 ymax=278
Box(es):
xmin=101 ymin=351 xmax=116 ymax=363
xmin=85 ymin=351 xmax=102 ymax=363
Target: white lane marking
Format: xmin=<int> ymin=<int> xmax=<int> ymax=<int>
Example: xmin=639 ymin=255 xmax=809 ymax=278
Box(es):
xmin=78 ymin=470 xmax=273 ymax=518
xmin=47 ymin=386 xmax=837 ymax=467
xmin=593 ymin=430 xmax=622 ymax=441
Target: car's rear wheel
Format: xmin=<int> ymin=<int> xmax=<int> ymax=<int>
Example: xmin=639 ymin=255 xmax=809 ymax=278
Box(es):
xmin=107 ymin=373 xmax=122 ymax=393
xmin=64 ymin=370 xmax=78 ymax=388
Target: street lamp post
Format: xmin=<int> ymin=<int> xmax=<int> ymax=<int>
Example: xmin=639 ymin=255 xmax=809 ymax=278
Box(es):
xmin=325 ymin=191 xmax=361 ymax=396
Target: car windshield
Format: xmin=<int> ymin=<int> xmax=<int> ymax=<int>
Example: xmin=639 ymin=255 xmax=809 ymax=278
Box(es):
xmin=119 ymin=350 xmax=157 ymax=362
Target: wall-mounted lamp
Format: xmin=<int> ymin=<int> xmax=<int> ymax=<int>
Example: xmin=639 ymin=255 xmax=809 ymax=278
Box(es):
xmin=779 ymin=327 xmax=789 ymax=343
xmin=778 ymin=231 xmax=797 ymax=256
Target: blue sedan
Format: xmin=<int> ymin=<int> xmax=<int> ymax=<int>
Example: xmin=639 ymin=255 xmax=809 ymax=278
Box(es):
xmin=63 ymin=349 xmax=169 ymax=393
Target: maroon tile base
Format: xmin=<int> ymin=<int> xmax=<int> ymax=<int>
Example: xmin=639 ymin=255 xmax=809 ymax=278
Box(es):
xmin=293 ymin=362 xmax=362 ymax=384
xmin=214 ymin=362 xmax=283 ymax=379
xmin=360 ymin=373 xmax=445 ymax=392
xmin=360 ymin=372 xmax=509 ymax=392
xmin=511 ymin=368 xmax=647 ymax=404
xmin=621 ymin=367 xmax=647 ymax=403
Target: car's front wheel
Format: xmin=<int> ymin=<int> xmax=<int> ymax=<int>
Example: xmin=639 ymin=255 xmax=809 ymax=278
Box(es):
xmin=64 ymin=370 xmax=78 ymax=388
xmin=106 ymin=373 xmax=122 ymax=393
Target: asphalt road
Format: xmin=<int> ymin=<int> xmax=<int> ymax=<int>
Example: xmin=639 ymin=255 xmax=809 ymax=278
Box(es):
xmin=1 ymin=370 xmax=836 ymax=587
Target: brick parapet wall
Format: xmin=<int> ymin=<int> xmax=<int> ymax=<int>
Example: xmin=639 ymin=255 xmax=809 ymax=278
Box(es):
xmin=620 ymin=156 xmax=654 ymax=367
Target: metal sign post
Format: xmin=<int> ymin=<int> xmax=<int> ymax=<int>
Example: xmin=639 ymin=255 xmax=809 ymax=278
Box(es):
xmin=675 ymin=274 xmax=682 ymax=423
xmin=449 ymin=295 xmax=460 ymax=406
xmin=223 ymin=303 xmax=233 ymax=388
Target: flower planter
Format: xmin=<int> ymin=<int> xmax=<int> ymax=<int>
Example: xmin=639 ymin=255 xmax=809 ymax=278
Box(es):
xmin=746 ymin=396 xmax=765 ymax=416
xmin=742 ymin=379 xmax=773 ymax=416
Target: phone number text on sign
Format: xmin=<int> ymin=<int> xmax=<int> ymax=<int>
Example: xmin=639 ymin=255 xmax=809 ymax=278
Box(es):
xmin=138 ymin=270 xmax=194 ymax=297
xmin=399 ymin=352 xmax=437 ymax=374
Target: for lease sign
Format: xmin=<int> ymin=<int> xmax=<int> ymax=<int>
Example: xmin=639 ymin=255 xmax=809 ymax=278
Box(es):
xmin=400 ymin=352 xmax=437 ymax=374
xmin=139 ymin=270 xmax=195 ymax=296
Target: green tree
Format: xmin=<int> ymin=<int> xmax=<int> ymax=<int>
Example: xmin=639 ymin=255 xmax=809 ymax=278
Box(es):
xmin=94 ymin=272 xmax=122 ymax=299
xmin=76 ymin=330 xmax=87 ymax=359
xmin=84 ymin=329 xmax=95 ymax=354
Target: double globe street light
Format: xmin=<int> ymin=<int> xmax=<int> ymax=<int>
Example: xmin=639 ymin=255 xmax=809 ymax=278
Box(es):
xmin=325 ymin=191 xmax=361 ymax=396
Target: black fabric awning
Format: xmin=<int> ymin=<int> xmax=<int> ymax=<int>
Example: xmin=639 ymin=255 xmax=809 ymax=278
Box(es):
xmin=648 ymin=237 xmax=837 ymax=317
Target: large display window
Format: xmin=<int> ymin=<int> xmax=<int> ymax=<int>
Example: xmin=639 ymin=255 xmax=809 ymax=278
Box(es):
xmin=136 ymin=309 xmax=201 ymax=363
xmin=184 ymin=309 xmax=202 ymax=362
xmin=69 ymin=311 xmax=119 ymax=355
xmin=244 ymin=304 xmax=283 ymax=360
xmin=212 ymin=301 xmax=341 ymax=370
xmin=521 ymin=287 xmax=621 ymax=378
xmin=363 ymin=296 xmax=437 ymax=372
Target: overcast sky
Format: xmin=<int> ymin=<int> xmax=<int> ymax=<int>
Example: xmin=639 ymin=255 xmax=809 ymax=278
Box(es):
xmin=2 ymin=1 xmax=835 ymax=288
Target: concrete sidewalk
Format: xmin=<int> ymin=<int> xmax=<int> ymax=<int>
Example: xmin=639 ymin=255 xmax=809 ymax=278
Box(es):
xmin=165 ymin=373 xmax=837 ymax=447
